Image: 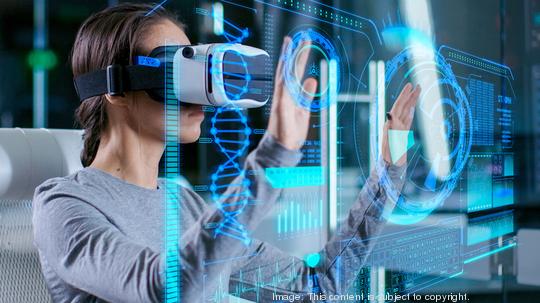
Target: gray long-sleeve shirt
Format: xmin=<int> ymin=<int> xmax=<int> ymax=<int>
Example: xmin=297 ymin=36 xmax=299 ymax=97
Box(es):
xmin=32 ymin=135 xmax=404 ymax=303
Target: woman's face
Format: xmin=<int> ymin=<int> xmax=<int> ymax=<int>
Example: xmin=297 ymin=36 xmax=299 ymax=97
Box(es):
xmin=128 ymin=19 xmax=204 ymax=144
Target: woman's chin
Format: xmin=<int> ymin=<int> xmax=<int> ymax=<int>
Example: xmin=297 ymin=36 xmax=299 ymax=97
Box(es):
xmin=178 ymin=128 xmax=201 ymax=144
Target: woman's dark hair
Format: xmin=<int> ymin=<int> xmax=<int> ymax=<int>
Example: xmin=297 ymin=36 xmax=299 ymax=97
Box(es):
xmin=72 ymin=3 xmax=184 ymax=167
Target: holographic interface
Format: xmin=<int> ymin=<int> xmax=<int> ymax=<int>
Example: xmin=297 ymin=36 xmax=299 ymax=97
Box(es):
xmin=159 ymin=1 xmax=518 ymax=302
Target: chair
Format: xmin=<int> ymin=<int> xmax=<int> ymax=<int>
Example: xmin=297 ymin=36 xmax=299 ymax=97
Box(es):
xmin=0 ymin=128 xmax=83 ymax=303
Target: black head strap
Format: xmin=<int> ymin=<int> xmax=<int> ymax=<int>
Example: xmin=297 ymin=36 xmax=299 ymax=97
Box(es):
xmin=73 ymin=65 xmax=164 ymax=102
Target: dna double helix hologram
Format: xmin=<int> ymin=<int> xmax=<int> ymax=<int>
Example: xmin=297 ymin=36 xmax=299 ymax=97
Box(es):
xmin=210 ymin=106 xmax=253 ymax=245
xmin=208 ymin=11 xmax=256 ymax=245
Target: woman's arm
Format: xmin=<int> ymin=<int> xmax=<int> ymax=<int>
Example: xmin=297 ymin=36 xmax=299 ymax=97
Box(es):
xmin=227 ymin=161 xmax=406 ymax=301
xmin=228 ymin=81 xmax=421 ymax=301
xmin=32 ymin=36 xmax=316 ymax=303
xmin=32 ymin=133 xmax=301 ymax=303
xmin=177 ymin=133 xmax=304 ymax=301
xmin=178 ymin=37 xmax=319 ymax=300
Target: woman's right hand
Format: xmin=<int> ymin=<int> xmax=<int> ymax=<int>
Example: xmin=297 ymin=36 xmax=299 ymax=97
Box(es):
xmin=267 ymin=37 xmax=318 ymax=151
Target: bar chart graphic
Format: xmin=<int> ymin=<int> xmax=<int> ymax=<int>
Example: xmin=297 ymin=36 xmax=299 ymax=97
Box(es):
xmin=277 ymin=199 xmax=324 ymax=238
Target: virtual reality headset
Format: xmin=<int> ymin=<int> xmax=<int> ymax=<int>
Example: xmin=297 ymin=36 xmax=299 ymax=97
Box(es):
xmin=73 ymin=44 xmax=272 ymax=108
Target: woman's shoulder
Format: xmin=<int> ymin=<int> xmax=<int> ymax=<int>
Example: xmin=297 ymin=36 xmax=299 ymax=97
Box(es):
xmin=33 ymin=168 xmax=98 ymax=208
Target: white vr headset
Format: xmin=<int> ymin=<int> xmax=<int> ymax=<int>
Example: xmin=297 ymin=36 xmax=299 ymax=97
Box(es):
xmin=74 ymin=44 xmax=272 ymax=108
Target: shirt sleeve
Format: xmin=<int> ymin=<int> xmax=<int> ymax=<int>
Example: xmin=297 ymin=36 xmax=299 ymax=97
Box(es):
xmin=33 ymin=181 xmax=164 ymax=303
xmin=178 ymin=134 xmax=303 ymax=301
xmin=228 ymin=160 xmax=407 ymax=301
xmin=32 ymin=134 xmax=302 ymax=303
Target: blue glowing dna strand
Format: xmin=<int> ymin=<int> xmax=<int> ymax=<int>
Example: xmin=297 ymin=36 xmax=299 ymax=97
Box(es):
xmin=210 ymin=107 xmax=252 ymax=244
xmin=211 ymin=47 xmax=251 ymax=101
xmin=209 ymin=12 xmax=253 ymax=245
xmin=212 ymin=8 xmax=249 ymax=44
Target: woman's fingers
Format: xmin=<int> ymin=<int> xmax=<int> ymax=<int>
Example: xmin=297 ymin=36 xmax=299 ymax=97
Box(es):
xmin=399 ymin=85 xmax=421 ymax=122
xmin=410 ymin=85 xmax=421 ymax=106
xmin=276 ymin=39 xmax=312 ymax=115
xmin=272 ymin=37 xmax=291 ymax=111
xmin=392 ymin=83 xmax=413 ymax=113
xmin=404 ymin=85 xmax=421 ymax=108
xmin=300 ymin=77 xmax=318 ymax=112
xmin=290 ymin=77 xmax=317 ymax=148
xmin=294 ymin=41 xmax=312 ymax=82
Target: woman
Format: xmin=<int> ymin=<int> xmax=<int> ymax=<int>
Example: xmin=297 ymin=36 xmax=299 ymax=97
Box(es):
xmin=33 ymin=3 xmax=420 ymax=303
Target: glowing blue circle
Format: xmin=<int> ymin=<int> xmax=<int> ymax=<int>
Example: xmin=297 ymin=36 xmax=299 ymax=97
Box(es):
xmin=304 ymin=253 xmax=321 ymax=268
xmin=373 ymin=46 xmax=473 ymax=225
xmin=283 ymin=29 xmax=341 ymax=112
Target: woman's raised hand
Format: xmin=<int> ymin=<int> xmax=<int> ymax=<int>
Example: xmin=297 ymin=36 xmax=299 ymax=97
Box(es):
xmin=381 ymin=83 xmax=422 ymax=166
xmin=266 ymin=37 xmax=420 ymax=162
xmin=267 ymin=37 xmax=318 ymax=150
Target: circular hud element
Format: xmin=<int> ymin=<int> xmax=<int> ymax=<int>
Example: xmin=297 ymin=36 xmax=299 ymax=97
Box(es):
xmin=374 ymin=46 xmax=473 ymax=225
xmin=283 ymin=29 xmax=342 ymax=112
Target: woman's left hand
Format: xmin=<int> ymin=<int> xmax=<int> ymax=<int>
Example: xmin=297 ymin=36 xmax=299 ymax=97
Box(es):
xmin=267 ymin=37 xmax=318 ymax=150
xmin=381 ymin=83 xmax=421 ymax=166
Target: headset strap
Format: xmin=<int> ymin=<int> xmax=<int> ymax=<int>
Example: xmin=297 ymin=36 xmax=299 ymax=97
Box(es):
xmin=73 ymin=65 xmax=164 ymax=102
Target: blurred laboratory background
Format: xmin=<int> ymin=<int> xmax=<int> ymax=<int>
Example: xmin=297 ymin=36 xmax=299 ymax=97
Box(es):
xmin=1 ymin=0 xmax=540 ymax=303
